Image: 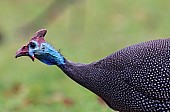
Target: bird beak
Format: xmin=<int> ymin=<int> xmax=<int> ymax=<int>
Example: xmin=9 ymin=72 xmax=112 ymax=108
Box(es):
xmin=15 ymin=45 xmax=35 ymax=61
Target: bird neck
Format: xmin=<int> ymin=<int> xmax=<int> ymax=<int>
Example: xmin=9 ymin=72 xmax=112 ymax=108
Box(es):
xmin=37 ymin=43 xmax=65 ymax=66
xmin=58 ymin=60 xmax=105 ymax=98
xmin=45 ymin=48 xmax=106 ymax=99
xmin=57 ymin=59 xmax=111 ymax=106
xmin=51 ymin=50 xmax=65 ymax=66
xmin=58 ymin=60 xmax=85 ymax=79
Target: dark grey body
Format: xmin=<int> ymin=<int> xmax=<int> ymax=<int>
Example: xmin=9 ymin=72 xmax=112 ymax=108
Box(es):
xmin=60 ymin=39 xmax=170 ymax=112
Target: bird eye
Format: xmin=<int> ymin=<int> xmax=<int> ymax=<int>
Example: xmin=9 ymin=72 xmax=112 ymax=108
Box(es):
xmin=29 ymin=42 xmax=36 ymax=49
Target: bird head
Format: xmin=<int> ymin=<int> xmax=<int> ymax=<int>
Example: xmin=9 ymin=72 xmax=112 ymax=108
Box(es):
xmin=15 ymin=29 xmax=65 ymax=65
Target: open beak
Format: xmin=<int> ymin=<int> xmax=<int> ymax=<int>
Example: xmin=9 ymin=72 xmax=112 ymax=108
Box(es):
xmin=15 ymin=45 xmax=35 ymax=61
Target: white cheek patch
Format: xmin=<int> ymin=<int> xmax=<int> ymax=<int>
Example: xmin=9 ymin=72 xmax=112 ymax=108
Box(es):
xmin=28 ymin=40 xmax=40 ymax=55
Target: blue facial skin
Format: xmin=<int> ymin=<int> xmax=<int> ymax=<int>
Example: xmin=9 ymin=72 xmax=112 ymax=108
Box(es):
xmin=34 ymin=42 xmax=65 ymax=66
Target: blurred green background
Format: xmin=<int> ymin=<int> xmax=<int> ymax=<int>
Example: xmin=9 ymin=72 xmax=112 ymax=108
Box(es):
xmin=1 ymin=0 xmax=170 ymax=112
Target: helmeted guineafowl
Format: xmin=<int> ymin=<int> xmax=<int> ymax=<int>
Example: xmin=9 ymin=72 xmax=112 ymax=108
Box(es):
xmin=16 ymin=29 xmax=170 ymax=112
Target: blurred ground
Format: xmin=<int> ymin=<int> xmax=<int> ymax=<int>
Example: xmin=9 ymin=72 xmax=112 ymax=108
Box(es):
xmin=1 ymin=0 xmax=170 ymax=112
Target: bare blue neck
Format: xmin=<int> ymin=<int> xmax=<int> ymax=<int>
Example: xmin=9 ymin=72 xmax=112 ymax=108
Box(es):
xmin=36 ymin=42 xmax=65 ymax=66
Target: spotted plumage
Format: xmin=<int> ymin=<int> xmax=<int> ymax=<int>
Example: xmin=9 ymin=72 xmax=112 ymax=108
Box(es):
xmin=16 ymin=29 xmax=170 ymax=112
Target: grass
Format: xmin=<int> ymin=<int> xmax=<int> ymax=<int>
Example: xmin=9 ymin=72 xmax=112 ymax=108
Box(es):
xmin=1 ymin=0 xmax=170 ymax=112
